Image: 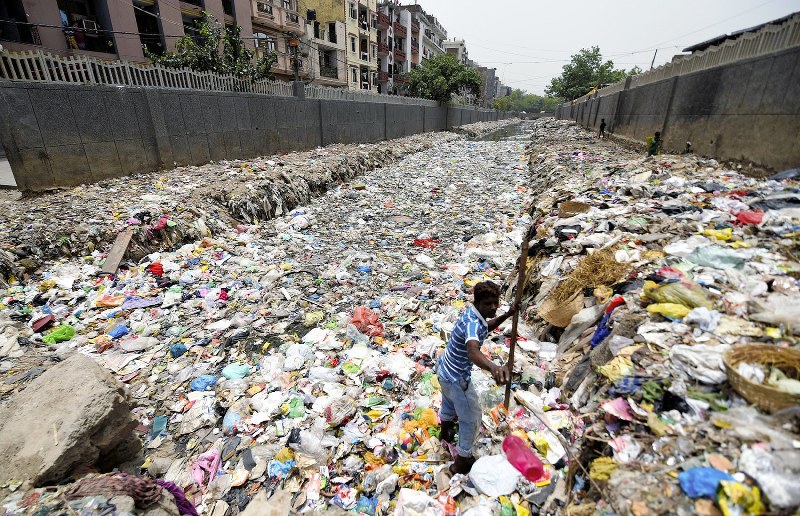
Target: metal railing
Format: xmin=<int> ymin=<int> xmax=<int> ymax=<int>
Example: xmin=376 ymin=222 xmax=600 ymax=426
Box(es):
xmin=305 ymin=84 xmax=438 ymax=106
xmin=0 ymin=49 xmax=296 ymax=96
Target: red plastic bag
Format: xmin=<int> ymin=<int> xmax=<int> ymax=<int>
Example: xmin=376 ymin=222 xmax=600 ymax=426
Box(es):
xmin=733 ymin=210 xmax=763 ymax=226
xmin=148 ymin=262 xmax=163 ymax=277
xmin=351 ymin=306 xmax=384 ymax=337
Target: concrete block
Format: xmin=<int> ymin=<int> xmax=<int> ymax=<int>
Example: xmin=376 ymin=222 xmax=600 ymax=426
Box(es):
xmin=207 ymin=132 xmax=226 ymax=161
xmin=187 ymin=134 xmax=211 ymax=164
xmin=169 ymin=135 xmax=191 ymax=164
xmin=202 ymin=95 xmax=223 ymax=133
xmin=0 ymin=85 xmax=43 ymax=149
xmin=219 ymin=97 xmax=237 ymax=131
xmin=180 ymin=94 xmax=205 ymax=136
xmin=69 ymin=90 xmax=112 ymax=144
xmin=223 ymin=131 xmax=241 ymax=158
xmin=45 ymin=143 xmax=91 ymax=186
xmin=130 ymin=92 xmax=154 ymax=141
xmin=740 ymin=57 xmax=774 ymax=115
xmin=15 ymin=147 xmax=56 ymax=190
xmin=83 ymin=141 xmax=122 ymax=179
xmin=104 ymin=91 xmax=142 ymax=141
xmin=115 ymin=138 xmax=150 ymax=175
xmin=29 ymin=88 xmax=81 ymax=147
xmin=234 ymin=97 xmax=252 ymax=130
xmin=759 ymin=50 xmax=799 ymax=114
xmin=239 ymin=130 xmax=259 ymax=158
xmin=161 ymin=93 xmax=186 ymax=135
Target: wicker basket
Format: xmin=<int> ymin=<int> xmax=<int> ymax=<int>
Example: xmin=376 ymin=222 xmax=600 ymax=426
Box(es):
xmin=538 ymin=291 xmax=584 ymax=328
xmin=723 ymin=344 xmax=800 ymax=413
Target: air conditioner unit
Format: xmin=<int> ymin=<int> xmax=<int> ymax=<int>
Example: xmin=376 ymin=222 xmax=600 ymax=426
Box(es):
xmin=360 ymin=51 xmax=369 ymax=61
xmin=80 ymin=19 xmax=99 ymax=33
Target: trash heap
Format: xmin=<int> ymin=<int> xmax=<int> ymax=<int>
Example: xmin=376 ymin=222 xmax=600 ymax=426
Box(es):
xmin=1 ymin=120 xmax=544 ymax=515
xmin=517 ymin=118 xmax=800 ymax=514
xmin=1 ymin=116 xmax=798 ymax=515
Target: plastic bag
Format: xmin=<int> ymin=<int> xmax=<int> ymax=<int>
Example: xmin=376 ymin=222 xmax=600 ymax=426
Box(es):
xmin=222 ymin=363 xmax=250 ymax=380
xmin=351 ymin=307 xmax=384 ymax=337
xmin=647 ymin=303 xmax=691 ymax=320
xmin=325 ymin=394 xmax=357 ymax=427
xmin=679 ymin=467 xmax=733 ymax=498
xmin=643 ymin=280 xmax=712 ymax=309
xmin=686 ymin=246 xmax=746 ymax=270
xmin=42 ymin=324 xmax=76 ymax=344
xmin=670 ymin=344 xmax=730 ymax=384
xmin=469 ymin=455 xmax=522 ymax=497
xmin=190 ymin=374 xmax=218 ymax=391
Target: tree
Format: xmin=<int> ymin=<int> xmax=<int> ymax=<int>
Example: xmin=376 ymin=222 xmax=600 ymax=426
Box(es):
xmin=147 ymin=12 xmax=277 ymax=81
xmin=546 ymin=46 xmax=632 ymax=100
xmin=493 ymin=89 xmax=561 ymax=112
xmin=408 ymin=55 xmax=481 ymax=103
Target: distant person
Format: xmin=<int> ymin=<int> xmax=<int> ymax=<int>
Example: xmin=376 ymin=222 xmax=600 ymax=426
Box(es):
xmin=647 ymin=131 xmax=662 ymax=156
xmin=684 ymin=141 xmax=693 ymax=154
xmin=598 ymin=119 xmax=606 ymax=139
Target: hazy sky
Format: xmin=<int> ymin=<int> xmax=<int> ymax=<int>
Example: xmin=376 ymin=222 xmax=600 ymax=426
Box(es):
xmin=415 ymin=0 xmax=799 ymax=95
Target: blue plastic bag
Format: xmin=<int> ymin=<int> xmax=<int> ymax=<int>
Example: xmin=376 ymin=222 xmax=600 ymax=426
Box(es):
xmin=678 ymin=467 xmax=733 ymax=498
xmin=190 ymin=375 xmax=217 ymax=391
xmin=170 ymin=343 xmax=188 ymax=358
xmin=108 ymin=324 xmax=130 ymax=339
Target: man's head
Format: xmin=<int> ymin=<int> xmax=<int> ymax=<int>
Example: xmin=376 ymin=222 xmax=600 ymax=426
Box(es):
xmin=473 ymin=281 xmax=501 ymax=319
xmin=601 ymin=118 xmax=605 ymax=122
xmin=655 ymin=131 xmax=661 ymax=139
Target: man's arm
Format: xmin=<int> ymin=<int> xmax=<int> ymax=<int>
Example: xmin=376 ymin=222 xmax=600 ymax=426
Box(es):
xmin=467 ymin=340 xmax=510 ymax=384
xmin=487 ymin=304 xmax=517 ymax=332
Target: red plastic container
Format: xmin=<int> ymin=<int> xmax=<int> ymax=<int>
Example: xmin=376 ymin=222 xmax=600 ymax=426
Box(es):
xmin=502 ymin=435 xmax=545 ymax=481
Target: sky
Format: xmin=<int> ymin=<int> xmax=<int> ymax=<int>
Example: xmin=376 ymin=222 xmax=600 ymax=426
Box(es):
xmin=413 ymin=0 xmax=800 ymax=95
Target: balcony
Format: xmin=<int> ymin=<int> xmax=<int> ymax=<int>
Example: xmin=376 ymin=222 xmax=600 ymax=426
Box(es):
xmin=378 ymin=40 xmax=390 ymax=54
xmin=394 ymin=47 xmax=406 ymax=61
xmin=411 ymin=39 xmax=419 ymax=52
xmin=285 ymin=11 xmax=301 ymax=27
xmin=320 ymin=66 xmax=338 ymax=79
xmin=392 ymin=74 xmax=408 ymax=84
xmin=393 ymin=21 xmax=406 ymax=37
xmin=378 ymin=71 xmax=389 ymax=82
xmin=411 ymin=21 xmax=419 ymax=33
xmin=377 ymin=12 xmax=390 ymax=27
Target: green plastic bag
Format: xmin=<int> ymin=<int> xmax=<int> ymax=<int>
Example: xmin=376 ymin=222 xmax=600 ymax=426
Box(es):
xmin=286 ymin=397 xmax=305 ymax=418
xmin=42 ymin=325 xmax=76 ymax=344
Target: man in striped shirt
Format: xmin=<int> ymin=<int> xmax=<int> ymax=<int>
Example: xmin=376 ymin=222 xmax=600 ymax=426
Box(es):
xmin=436 ymin=281 xmax=515 ymax=474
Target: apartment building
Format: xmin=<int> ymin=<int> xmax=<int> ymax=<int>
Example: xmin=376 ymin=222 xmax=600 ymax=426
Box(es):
xmin=0 ymin=0 xmax=254 ymax=62
xmin=307 ymin=18 xmax=347 ymax=87
xmin=472 ymin=64 xmax=497 ymax=107
xmin=397 ymin=4 xmax=446 ymax=64
xmin=374 ymin=1 xmax=406 ymax=94
xmin=251 ymin=0 xmax=312 ymax=82
xmin=443 ymin=38 xmax=468 ymax=65
xmin=341 ymin=0 xmax=378 ymax=91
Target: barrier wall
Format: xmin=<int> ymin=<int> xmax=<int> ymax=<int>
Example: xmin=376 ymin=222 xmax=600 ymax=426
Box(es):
xmin=0 ymin=81 xmax=509 ymax=191
xmin=555 ymin=45 xmax=800 ymax=171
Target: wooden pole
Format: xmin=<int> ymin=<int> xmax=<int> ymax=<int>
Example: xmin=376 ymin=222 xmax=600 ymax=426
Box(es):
xmin=504 ymin=228 xmax=531 ymax=409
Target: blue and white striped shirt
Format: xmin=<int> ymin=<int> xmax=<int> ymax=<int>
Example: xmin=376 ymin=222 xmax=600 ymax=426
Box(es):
xmin=437 ymin=305 xmax=489 ymax=382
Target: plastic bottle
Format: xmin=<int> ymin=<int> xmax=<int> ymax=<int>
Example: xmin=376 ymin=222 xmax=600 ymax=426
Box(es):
xmin=502 ymin=435 xmax=544 ymax=481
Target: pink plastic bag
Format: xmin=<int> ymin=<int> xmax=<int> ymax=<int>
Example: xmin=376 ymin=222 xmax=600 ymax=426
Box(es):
xmin=734 ymin=210 xmax=763 ymax=226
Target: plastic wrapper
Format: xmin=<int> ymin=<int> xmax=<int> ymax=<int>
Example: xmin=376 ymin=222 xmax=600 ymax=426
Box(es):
xmin=643 ymin=280 xmax=712 ymax=309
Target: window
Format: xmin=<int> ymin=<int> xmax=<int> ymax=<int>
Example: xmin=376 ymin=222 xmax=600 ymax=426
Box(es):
xmin=351 ymin=67 xmax=357 ymax=83
xmin=372 ymin=72 xmax=377 ymax=85
xmin=328 ymin=22 xmax=337 ymax=43
xmin=349 ymin=3 xmax=356 ymax=19
xmin=350 ymin=36 xmax=356 ymax=52
xmin=257 ymin=2 xmax=273 ymax=15
xmin=283 ymin=0 xmax=292 ymax=10
xmin=371 ymin=44 xmax=377 ymax=59
xmin=287 ymin=12 xmax=298 ymax=23
xmin=371 ymin=14 xmax=377 ymax=29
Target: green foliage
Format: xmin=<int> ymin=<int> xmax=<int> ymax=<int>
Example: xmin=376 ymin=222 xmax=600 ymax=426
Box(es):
xmin=408 ymin=55 xmax=482 ymax=103
xmin=545 ymin=46 xmax=634 ymax=100
xmin=147 ymin=12 xmax=277 ymax=81
xmin=493 ymin=89 xmax=560 ymax=112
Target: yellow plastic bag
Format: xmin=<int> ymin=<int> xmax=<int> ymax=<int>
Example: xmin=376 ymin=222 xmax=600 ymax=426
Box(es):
xmin=643 ymin=280 xmax=712 ymax=309
xmin=647 ymin=302 xmax=691 ymax=320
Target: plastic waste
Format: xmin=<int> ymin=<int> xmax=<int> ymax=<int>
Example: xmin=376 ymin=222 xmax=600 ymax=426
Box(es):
xmin=170 ymin=343 xmax=188 ymax=358
xmin=190 ymin=375 xmax=218 ymax=391
xmin=221 ymin=363 xmax=250 ymax=380
xmin=42 ymin=324 xmax=76 ymax=344
xmin=686 ymin=246 xmax=745 ymax=269
xmin=678 ymin=467 xmax=733 ymax=498
xmin=502 ymin=435 xmax=544 ymax=482
xmin=351 ymin=306 xmax=384 ymax=337
xmin=647 ymin=303 xmax=691 ymax=320
xmin=469 ymin=455 xmax=523 ymax=497
xmin=643 ymin=280 xmax=712 ymax=309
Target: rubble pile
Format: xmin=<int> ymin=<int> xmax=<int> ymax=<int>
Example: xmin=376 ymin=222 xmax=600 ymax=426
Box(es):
xmin=452 ymin=118 xmax=521 ymax=139
xmin=0 ymin=117 xmax=798 ymax=515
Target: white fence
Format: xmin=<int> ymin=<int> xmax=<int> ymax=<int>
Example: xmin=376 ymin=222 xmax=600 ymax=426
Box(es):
xmin=573 ymin=11 xmax=800 ymax=102
xmin=304 ymin=84 xmax=439 ymax=106
xmin=0 ymin=49 xmax=296 ymax=96
xmin=0 ymin=49 xmax=441 ymax=105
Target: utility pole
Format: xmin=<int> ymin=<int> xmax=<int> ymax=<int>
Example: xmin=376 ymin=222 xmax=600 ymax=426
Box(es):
xmin=650 ymin=48 xmax=658 ymax=70
xmin=289 ymin=32 xmax=300 ymax=81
